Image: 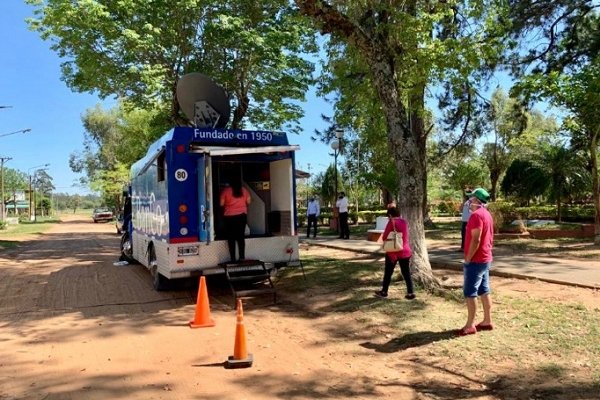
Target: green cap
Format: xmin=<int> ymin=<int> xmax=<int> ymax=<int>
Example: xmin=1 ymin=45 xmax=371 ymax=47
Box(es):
xmin=469 ymin=188 xmax=490 ymax=203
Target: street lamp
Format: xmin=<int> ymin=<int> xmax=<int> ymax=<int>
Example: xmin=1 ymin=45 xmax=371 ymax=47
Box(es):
xmin=330 ymin=128 xmax=343 ymax=197
xmin=28 ymin=164 xmax=50 ymax=221
xmin=0 ymin=128 xmax=31 ymax=139
xmin=330 ymin=128 xmax=343 ymax=232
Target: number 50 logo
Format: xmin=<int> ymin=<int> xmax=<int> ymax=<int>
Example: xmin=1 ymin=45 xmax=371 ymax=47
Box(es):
xmin=174 ymin=169 xmax=188 ymax=182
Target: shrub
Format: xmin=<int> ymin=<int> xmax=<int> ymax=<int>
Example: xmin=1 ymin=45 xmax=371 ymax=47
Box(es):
xmin=487 ymin=203 xmax=505 ymax=234
xmin=297 ymin=214 xmax=306 ymax=227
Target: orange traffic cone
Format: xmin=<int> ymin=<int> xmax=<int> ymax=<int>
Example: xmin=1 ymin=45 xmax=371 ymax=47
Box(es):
xmin=225 ymin=299 xmax=253 ymax=369
xmin=189 ymin=276 xmax=215 ymax=328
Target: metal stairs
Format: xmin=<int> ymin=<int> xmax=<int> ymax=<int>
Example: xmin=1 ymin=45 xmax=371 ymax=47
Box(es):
xmin=220 ymin=259 xmax=276 ymax=305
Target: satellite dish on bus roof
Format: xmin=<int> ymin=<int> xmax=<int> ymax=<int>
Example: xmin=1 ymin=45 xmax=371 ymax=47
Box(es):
xmin=176 ymin=73 xmax=230 ymax=128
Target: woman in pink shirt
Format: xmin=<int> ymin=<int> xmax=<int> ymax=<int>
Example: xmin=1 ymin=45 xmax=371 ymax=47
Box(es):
xmin=219 ymin=175 xmax=251 ymax=262
xmin=374 ymin=206 xmax=415 ymax=300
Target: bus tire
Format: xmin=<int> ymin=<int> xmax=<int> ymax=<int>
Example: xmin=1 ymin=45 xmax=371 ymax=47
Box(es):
xmin=119 ymin=232 xmax=135 ymax=263
xmin=148 ymin=245 xmax=168 ymax=291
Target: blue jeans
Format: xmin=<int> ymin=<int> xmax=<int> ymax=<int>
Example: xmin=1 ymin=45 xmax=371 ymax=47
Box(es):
xmin=463 ymin=261 xmax=491 ymax=298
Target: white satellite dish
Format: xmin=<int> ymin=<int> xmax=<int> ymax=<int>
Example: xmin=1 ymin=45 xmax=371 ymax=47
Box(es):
xmin=176 ymin=73 xmax=230 ymax=128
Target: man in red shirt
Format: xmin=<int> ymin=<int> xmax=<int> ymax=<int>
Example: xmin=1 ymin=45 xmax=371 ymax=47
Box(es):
xmin=458 ymin=187 xmax=494 ymax=336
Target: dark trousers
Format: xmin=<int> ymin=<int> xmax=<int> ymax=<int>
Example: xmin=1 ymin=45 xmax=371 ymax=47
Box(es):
xmin=381 ymin=255 xmax=414 ymax=295
xmin=460 ymin=221 xmax=467 ymax=250
xmin=307 ymin=214 xmax=318 ymax=237
xmin=224 ymin=213 xmax=247 ymax=261
xmin=338 ymin=212 xmax=349 ymax=239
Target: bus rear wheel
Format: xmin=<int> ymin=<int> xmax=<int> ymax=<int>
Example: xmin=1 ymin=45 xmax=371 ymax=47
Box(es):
xmin=119 ymin=232 xmax=135 ymax=263
xmin=148 ymin=246 xmax=169 ymax=291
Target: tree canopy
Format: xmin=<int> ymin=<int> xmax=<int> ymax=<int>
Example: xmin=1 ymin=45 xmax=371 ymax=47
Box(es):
xmin=26 ymin=0 xmax=318 ymax=132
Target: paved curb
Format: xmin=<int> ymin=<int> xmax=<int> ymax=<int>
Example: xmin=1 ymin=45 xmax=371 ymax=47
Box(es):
xmin=304 ymin=240 xmax=600 ymax=291
xmin=429 ymin=260 xmax=600 ymax=290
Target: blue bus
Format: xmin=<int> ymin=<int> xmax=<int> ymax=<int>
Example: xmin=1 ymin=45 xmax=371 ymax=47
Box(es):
xmin=120 ymin=126 xmax=300 ymax=290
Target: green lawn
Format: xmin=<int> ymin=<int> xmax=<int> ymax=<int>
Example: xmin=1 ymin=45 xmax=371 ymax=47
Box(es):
xmin=0 ymin=217 xmax=60 ymax=249
xmin=277 ymin=254 xmax=600 ymax=394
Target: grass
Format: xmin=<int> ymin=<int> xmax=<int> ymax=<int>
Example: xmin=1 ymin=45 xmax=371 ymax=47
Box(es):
xmin=0 ymin=217 xmax=60 ymax=249
xmin=280 ymin=254 xmax=600 ymax=389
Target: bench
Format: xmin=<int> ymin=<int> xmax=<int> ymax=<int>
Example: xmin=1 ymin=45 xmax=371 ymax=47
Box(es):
xmin=367 ymin=216 xmax=388 ymax=242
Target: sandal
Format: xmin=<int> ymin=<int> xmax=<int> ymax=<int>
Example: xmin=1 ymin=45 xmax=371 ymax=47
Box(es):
xmin=457 ymin=326 xmax=477 ymax=336
xmin=475 ymin=323 xmax=494 ymax=331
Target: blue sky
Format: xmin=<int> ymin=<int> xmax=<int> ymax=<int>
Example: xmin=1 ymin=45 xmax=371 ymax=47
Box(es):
xmin=0 ymin=1 xmax=335 ymax=195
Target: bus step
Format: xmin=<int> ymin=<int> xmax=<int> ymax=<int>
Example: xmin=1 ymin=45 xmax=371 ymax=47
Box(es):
xmin=221 ymin=260 xmax=276 ymax=305
xmin=228 ymin=274 xmax=271 ymax=283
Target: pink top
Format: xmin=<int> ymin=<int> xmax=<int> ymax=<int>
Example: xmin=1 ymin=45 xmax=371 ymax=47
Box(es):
xmin=464 ymin=207 xmax=494 ymax=262
xmin=220 ymin=186 xmax=250 ymax=216
xmin=382 ymin=217 xmax=412 ymax=261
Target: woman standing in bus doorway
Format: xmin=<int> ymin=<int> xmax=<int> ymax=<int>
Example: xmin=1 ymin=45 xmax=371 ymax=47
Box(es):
xmin=220 ymin=175 xmax=251 ymax=262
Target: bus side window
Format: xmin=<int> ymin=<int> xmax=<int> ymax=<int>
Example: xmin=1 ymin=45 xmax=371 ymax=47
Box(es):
xmin=157 ymin=152 xmax=166 ymax=182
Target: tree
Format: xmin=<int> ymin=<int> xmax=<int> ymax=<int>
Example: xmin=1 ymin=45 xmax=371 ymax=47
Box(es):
xmin=480 ymin=89 xmax=527 ymax=200
xmin=89 ymin=163 xmax=131 ymax=210
xmin=501 ymin=159 xmax=548 ymax=206
xmin=3 ymin=168 xmax=28 ymax=212
xmin=319 ymin=165 xmax=338 ymax=206
xmin=70 ymin=102 xmax=166 ymax=202
xmin=26 ymin=0 xmax=317 ymax=131
xmin=509 ymin=5 xmax=600 ymax=241
xmin=296 ymin=1 xmax=507 ymax=287
xmin=32 ymin=169 xmax=55 ymax=195
xmin=445 ymin=159 xmax=489 ymax=196
xmin=66 ymin=195 xmax=81 ymax=214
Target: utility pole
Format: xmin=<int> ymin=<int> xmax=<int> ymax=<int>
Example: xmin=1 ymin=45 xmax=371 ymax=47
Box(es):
xmin=27 ymin=164 xmax=49 ymax=222
xmin=0 ymin=156 xmax=12 ymax=221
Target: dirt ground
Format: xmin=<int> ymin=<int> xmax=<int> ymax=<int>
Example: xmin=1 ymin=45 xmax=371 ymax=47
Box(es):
xmin=1 ymin=215 xmax=598 ymax=400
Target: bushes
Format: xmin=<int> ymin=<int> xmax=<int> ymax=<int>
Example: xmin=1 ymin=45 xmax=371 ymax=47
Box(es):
xmin=495 ymin=202 xmax=594 ymax=223
xmin=429 ymin=200 xmax=462 ymax=216
xmin=298 ymin=206 xmax=387 ymax=225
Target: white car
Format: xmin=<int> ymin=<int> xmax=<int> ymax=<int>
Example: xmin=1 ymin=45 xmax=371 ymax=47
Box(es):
xmin=92 ymin=207 xmax=114 ymax=223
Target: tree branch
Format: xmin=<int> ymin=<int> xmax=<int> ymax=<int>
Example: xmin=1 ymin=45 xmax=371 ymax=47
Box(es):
xmin=295 ymin=0 xmax=371 ymax=52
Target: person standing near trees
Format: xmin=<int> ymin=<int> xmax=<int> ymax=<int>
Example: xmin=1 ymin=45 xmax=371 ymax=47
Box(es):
xmin=374 ymin=206 xmax=415 ymax=299
xmin=306 ymin=196 xmax=320 ymax=238
xmin=458 ymin=188 xmax=494 ymax=336
xmin=336 ymin=192 xmax=350 ymax=239
xmin=460 ymin=187 xmax=473 ymax=251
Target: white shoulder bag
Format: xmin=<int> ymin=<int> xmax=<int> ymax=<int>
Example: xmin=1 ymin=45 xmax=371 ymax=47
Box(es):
xmin=382 ymin=218 xmax=403 ymax=252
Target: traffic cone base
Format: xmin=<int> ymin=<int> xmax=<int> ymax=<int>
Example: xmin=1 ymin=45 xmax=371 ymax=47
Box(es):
xmin=225 ymin=299 xmax=253 ymax=369
xmin=225 ymin=353 xmax=253 ymax=369
xmin=189 ymin=276 xmax=215 ymax=328
xmin=189 ymin=318 xmax=215 ymax=328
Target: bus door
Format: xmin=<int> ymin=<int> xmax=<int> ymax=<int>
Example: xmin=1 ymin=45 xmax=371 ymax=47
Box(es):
xmin=197 ymin=155 xmax=211 ymax=242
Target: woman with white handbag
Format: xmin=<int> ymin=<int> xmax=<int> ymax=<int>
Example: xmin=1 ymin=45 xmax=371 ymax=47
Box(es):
xmin=374 ymin=206 xmax=415 ymax=300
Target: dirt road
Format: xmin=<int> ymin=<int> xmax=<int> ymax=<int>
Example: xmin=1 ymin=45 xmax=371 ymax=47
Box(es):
xmin=2 ymin=215 xmax=417 ymax=400
xmin=1 ymin=215 xmax=598 ymax=400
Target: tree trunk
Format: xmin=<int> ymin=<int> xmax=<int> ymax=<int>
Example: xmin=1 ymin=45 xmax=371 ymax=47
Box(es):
xmin=295 ymin=0 xmax=438 ymax=288
xmin=490 ymin=168 xmax=500 ymax=202
xmin=590 ymin=129 xmax=600 ymax=245
xmin=366 ymin=51 xmax=438 ymax=289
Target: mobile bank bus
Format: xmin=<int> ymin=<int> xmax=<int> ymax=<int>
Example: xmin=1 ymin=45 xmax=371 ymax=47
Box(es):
xmin=121 ymin=126 xmax=301 ymax=290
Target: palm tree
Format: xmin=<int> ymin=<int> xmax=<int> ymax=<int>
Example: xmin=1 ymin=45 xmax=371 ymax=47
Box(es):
xmin=541 ymin=145 xmax=589 ymax=222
